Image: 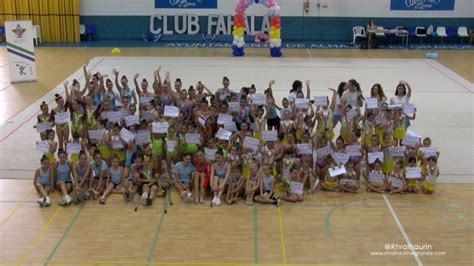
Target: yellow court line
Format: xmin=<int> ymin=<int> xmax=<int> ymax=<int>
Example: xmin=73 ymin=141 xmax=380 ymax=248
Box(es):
xmin=0 ymin=188 xmax=34 ymax=228
xmin=277 ymin=207 xmax=288 ymax=265
xmin=16 ymin=206 xmax=62 ymax=265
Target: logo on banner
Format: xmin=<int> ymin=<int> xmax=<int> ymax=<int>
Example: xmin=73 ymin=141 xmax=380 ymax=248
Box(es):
xmin=12 ymin=24 xmax=26 ymax=38
xmin=155 ymin=0 xmax=217 ymax=9
xmin=391 ymin=0 xmax=455 ymax=10
xmin=13 ymin=62 xmax=33 ymax=76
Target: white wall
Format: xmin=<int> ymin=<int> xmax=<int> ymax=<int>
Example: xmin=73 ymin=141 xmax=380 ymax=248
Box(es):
xmin=80 ymin=0 xmax=474 ymax=17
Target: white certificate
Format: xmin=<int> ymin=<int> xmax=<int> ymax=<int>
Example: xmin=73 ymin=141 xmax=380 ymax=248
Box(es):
xmin=375 ymin=114 xmax=387 ymax=124
xmin=111 ymin=140 xmax=124 ymax=149
xmin=295 ymin=98 xmax=309 ymax=109
xmin=106 ymin=111 xmax=122 ymax=123
xmin=139 ymin=96 xmax=152 ymax=104
xmin=88 ymin=129 xmax=104 ymax=140
xmin=365 ymin=97 xmax=379 ymax=109
xmin=316 ymin=145 xmax=333 ymax=158
xmin=405 ymin=167 xmax=422 ymax=179
xmin=217 ymin=114 xmax=233 ymax=125
xmin=402 ymin=103 xmax=416 ymax=114
xmin=142 ymin=111 xmax=155 ymax=121
xmin=166 ymin=140 xmax=177 ymax=152
xmin=216 ymin=128 xmax=232 ymax=140
xmin=290 ymin=181 xmax=304 ymax=195
xmin=228 ymin=102 xmax=239 ymax=112
xmin=224 ymin=122 xmax=237 ymax=132
xmin=329 ymin=165 xmax=346 ymax=177
xmin=402 ymin=131 xmax=420 ymax=147
xmin=205 ymin=148 xmax=217 ymax=161
xmin=252 ymin=93 xmax=266 ymax=105
xmin=36 ymin=141 xmax=50 ymax=153
xmin=262 ymin=130 xmax=277 ymax=142
xmin=164 ymin=105 xmax=180 ymax=117
xmin=297 ymin=143 xmax=313 ymax=155
xmin=388 ymin=176 xmax=403 ymax=188
xmin=339 ymin=179 xmax=357 ymax=186
xmin=36 ymin=122 xmax=51 ymax=133
xmin=345 ymin=144 xmax=361 ymax=157
xmin=420 ymin=147 xmax=438 ymax=158
xmin=152 ymin=122 xmax=169 ymax=133
xmin=120 ymin=128 xmax=135 ymax=143
xmin=334 ymin=152 xmax=349 ymax=165
xmin=124 ymin=115 xmax=139 ymax=127
xmin=243 ymin=136 xmax=259 ymax=152
xmin=388 ymin=146 xmax=405 ymax=157
xmin=314 ymin=96 xmax=328 ymax=107
xmin=388 ymin=104 xmax=402 ymax=110
xmin=368 ymin=151 xmax=384 ymax=164
xmin=346 ymin=108 xmax=358 ymax=121
xmin=54 ymin=112 xmax=70 ymax=124
xmin=368 ymin=172 xmax=385 ymax=183
xmin=66 ymin=142 xmax=81 ymax=154
xmin=185 ymin=133 xmax=201 ymax=144
xmin=135 ymin=131 xmax=150 ymax=145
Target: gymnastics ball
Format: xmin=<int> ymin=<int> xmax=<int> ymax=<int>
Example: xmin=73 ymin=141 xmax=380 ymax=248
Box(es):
xmin=111 ymin=48 xmax=121 ymax=55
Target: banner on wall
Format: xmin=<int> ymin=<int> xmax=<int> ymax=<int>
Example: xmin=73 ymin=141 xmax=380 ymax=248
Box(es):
xmin=390 ymin=0 xmax=455 ymax=10
xmin=155 ymin=0 xmax=218 ymax=9
xmin=5 ymin=20 xmax=36 ymax=82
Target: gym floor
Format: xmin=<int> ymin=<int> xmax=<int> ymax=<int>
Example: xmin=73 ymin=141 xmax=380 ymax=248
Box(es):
xmin=0 ymin=47 xmax=473 ymax=266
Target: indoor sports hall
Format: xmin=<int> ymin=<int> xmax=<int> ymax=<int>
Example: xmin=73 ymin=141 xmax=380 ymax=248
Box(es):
xmin=0 ymin=0 xmax=473 ymax=266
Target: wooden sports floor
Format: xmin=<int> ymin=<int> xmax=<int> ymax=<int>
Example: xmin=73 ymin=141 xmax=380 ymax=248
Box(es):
xmin=0 ymin=47 xmax=473 ymax=266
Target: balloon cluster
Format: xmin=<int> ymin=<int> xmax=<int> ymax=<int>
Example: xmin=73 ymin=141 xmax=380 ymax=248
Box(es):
xmin=426 ymin=52 xmax=438 ymax=60
xmin=232 ymin=0 xmax=282 ymax=57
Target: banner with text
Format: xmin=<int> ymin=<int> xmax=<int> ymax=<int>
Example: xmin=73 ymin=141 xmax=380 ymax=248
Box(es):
xmin=390 ymin=0 xmax=455 ymax=10
xmin=155 ymin=0 xmax=217 ymax=9
xmin=5 ymin=20 xmax=36 ymax=82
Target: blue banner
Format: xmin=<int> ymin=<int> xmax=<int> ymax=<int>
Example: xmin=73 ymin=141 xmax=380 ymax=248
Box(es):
xmin=155 ymin=0 xmax=217 ymax=9
xmin=390 ymin=0 xmax=455 ymax=10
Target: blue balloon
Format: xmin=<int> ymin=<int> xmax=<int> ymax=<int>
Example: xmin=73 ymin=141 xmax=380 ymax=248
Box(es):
xmin=431 ymin=52 xmax=438 ymax=59
xmin=270 ymin=47 xmax=282 ymax=57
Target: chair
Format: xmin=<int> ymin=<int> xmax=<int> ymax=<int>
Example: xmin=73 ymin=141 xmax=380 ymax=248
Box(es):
xmin=415 ymin=26 xmax=427 ymax=44
xmin=32 ymin=25 xmax=41 ymax=46
xmin=395 ymin=26 xmax=408 ymax=46
xmin=352 ymin=26 xmax=366 ymax=45
xmin=79 ymin=24 xmax=86 ymax=35
xmin=436 ymin=26 xmax=448 ymax=43
xmin=457 ymin=26 xmax=468 ymax=43
xmin=85 ymin=24 xmax=96 ymax=41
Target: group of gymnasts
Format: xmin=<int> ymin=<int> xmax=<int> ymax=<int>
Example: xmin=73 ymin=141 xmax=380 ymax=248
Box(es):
xmin=32 ymin=62 xmax=440 ymax=207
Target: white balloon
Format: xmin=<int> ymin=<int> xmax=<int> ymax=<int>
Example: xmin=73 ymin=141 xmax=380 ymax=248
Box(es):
xmin=270 ymin=39 xmax=277 ymax=48
xmin=237 ymin=42 xmax=244 ymax=48
xmin=234 ymin=36 xmax=240 ymax=42
xmin=275 ymin=39 xmax=281 ymax=47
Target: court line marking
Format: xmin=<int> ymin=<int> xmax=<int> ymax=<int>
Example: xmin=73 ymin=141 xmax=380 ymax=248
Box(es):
xmin=0 ymin=188 xmax=34 ymax=228
xmin=305 ymin=48 xmax=312 ymax=58
xmin=0 ymin=58 xmax=104 ymax=143
xmin=44 ymin=203 xmax=85 ymax=266
xmin=424 ymin=60 xmax=473 ymax=93
xmin=16 ymin=206 xmax=62 ymax=265
xmin=146 ymin=191 xmax=168 ymax=265
xmin=277 ymin=206 xmax=287 ymax=265
xmin=2 ymin=259 xmax=364 ymax=265
xmin=324 ymin=196 xmax=380 ymax=236
xmin=382 ymin=194 xmax=423 ymax=266
xmin=252 ymin=206 xmax=259 ymax=264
